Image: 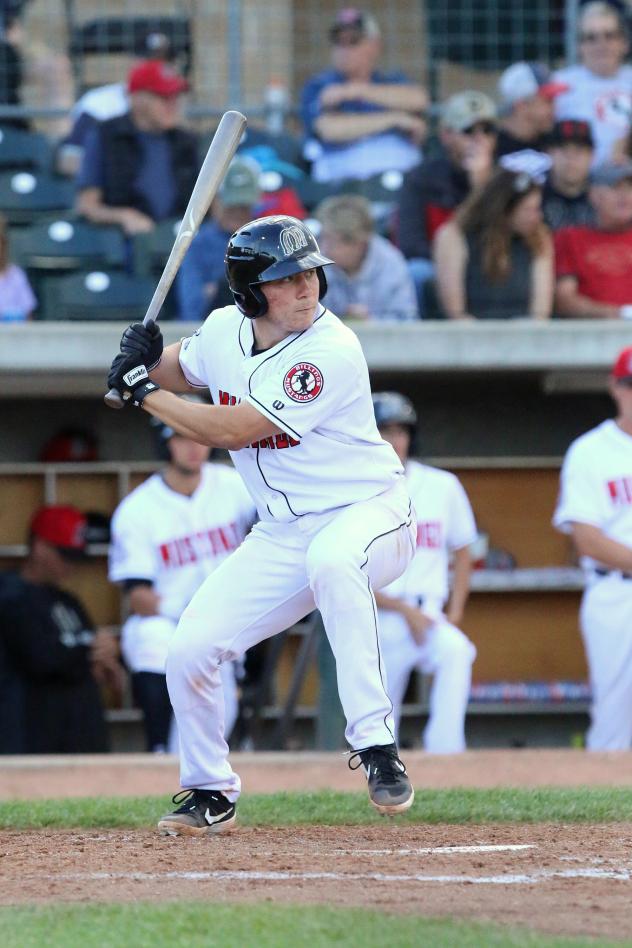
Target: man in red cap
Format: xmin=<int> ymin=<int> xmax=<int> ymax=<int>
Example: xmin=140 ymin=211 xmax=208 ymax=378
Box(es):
xmin=0 ymin=505 xmax=122 ymax=754
xmin=553 ymin=346 xmax=632 ymax=749
xmin=76 ymin=59 xmax=198 ymax=236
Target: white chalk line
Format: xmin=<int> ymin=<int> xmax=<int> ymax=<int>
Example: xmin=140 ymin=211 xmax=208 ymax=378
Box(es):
xmin=240 ymin=844 xmax=537 ymax=858
xmin=39 ymin=866 xmax=632 ymax=886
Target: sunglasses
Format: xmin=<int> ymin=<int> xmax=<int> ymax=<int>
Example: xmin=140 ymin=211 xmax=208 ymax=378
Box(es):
xmin=463 ymin=121 xmax=496 ymax=136
xmin=580 ymin=30 xmax=622 ymax=43
xmin=330 ymin=29 xmax=364 ymax=47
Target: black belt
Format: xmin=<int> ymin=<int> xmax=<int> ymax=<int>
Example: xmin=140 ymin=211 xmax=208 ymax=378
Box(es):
xmin=594 ymin=568 xmax=632 ymax=580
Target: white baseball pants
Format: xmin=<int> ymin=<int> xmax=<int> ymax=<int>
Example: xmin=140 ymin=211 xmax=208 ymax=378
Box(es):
xmin=378 ymin=606 xmax=476 ymax=753
xmin=580 ymin=574 xmax=632 ymax=750
xmin=166 ymin=479 xmax=416 ymax=798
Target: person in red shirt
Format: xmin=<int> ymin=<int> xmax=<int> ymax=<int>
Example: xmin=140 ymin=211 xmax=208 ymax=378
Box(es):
xmin=555 ymin=161 xmax=632 ymax=318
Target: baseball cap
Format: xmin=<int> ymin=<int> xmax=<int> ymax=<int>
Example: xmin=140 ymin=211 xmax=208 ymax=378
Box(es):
xmin=547 ymin=119 xmax=594 ymax=148
xmin=128 ymin=60 xmax=188 ymax=98
xmin=612 ymin=346 xmax=632 ymax=380
xmin=440 ymin=91 xmax=498 ymax=132
xmin=29 ymin=505 xmax=87 ymax=555
xmin=498 ymin=62 xmax=569 ymax=106
xmin=219 ymin=157 xmax=261 ymax=208
xmin=329 ymin=8 xmax=380 ymax=42
xmin=590 ymin=161 xmax=632 ymax=186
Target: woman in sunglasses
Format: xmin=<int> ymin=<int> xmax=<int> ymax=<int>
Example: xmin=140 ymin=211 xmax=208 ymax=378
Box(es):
xmin=433 ymin=168 xmax=553 ymax=321
xmin=552 ymin=1 xmax=632 ymax=166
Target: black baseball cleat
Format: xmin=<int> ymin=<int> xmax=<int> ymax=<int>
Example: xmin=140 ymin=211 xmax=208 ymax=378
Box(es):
xmin=348 ymin=743 xmax=414 ymax=816
xmin=158 ymin=789 xmax=236 ymax=837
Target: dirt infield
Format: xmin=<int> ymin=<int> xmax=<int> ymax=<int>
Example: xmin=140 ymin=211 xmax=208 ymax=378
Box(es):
xmin=2 ymin=750 xmax=632 ymax=941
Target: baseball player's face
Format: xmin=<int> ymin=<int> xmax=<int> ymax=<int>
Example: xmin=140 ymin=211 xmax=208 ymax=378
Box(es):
xmin=257 ymin=269 xmax=320 ymax=345
xmin=168 ymin=434 xmax=211 ymax=474
xmin=378 ymin=423 xmax=411 ymax=464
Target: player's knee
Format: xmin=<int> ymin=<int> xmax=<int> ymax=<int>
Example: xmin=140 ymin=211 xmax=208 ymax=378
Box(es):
xmin=305 ymin=542 xmax=360 ymax=589
xmin=437 ymin=631 xmax=476 ymax=667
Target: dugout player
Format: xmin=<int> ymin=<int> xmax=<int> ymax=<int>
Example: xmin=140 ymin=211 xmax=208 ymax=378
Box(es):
xmin=108 ymin=416 xmax=256 ymax=752
xmin=107 ymin=215 xmax=417 ymax=834
xmin=373 ymin=393 xmax=477 ymax=753
xmin=554 ymin=345 xmax=632 ymax=750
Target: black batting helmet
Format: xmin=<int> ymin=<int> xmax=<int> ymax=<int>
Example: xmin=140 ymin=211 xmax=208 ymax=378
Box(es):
xmin=372 ymin=391 xmax=418 ymax=431
xmin=224 ymin=215 xmax=333 ymax=319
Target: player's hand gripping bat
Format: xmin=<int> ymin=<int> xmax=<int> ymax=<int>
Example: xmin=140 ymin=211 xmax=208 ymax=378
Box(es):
xmin=104 ymin=109 xmax=247 ymax=408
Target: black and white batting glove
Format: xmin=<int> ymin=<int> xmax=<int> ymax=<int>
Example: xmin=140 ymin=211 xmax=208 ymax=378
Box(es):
xmin=107 ymin=352 xmax=161 ymax=407
xmin=119 ymin=320 xmax=163 ymax=370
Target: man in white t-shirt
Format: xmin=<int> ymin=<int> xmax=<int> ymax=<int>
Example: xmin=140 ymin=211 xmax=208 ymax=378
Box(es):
xmin=553 ymin=344 xmax=632 ymax=749
xmin=553 ymin=2 xmax=632 ymax=166
xmin=372 ymin=392 xmax=477 ymax=753
xmin=107 ymin=215 xmax=417 ymax=834
xmin=108 ymin=415 xmax=256 ymax=753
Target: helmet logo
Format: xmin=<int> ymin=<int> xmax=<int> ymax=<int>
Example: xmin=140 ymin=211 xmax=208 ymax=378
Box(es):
xmin=280 ymin=224 xmax=309 ymax=257
xmin=283 ymin=362 xmax=323 ymax=402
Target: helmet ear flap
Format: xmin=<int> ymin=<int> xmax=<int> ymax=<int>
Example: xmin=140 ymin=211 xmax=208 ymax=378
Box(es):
xmin=317 ymin=267 xmax=327 ymax=300
xmin=233 ymin=286 xmax=269 ymax=319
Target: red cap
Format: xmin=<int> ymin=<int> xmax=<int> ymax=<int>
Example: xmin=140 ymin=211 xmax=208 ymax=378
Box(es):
xmin=128 ymin=60 xmax=189 ymax=98
xmin=612 ymin=346 xmax=632 ymax=380
xmin=29 ymin=505 xmax=87 ymax=551
xmin=538 ymin=80 xmax=570 ymax=100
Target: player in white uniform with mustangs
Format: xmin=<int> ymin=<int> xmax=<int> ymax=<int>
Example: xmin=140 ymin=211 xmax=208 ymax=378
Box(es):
xmin=108 ymin=417 xmax=256 ymax=752
xmin=372 ymin=392 xmax=477 ymax=753
xmin=107 ymin=215 xmax=417 ymax=834
xmin=554 ymin=345 xmax=632 ymax=750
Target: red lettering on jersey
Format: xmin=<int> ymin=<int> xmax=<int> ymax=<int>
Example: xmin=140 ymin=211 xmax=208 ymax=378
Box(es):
xmin=159 ymin=522 xmax=241 ymax=568
xmin=607 ymin=477 xmax=632 ymax=505
xmin=249 ymin=434 xmax=300 ymax=450
xmin=416 ymin=521 xmax=442 ymax=548
xmin=219 ymin=390 xmax=239 ymax=406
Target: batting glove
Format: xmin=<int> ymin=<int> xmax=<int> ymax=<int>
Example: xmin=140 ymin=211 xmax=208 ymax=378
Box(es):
xmin=120 ymin=320 xmax=163 ymax=370
xmin=107 ymin=352 xmax=161 ymax=407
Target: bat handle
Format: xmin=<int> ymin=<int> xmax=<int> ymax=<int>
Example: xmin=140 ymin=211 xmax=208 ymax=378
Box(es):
xmin=104 ymin=387 xmax=125 ymax=409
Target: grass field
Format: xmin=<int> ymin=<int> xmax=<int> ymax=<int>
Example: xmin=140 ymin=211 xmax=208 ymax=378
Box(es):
xmin=2 ymin=787 xmax=632 ymax=947
xmin=2 ymin=786 xmax=632 ymax=829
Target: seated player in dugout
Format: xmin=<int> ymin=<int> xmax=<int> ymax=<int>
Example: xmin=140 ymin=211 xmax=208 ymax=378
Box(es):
xmin=107 ymin=215 xmax=418 ymax=835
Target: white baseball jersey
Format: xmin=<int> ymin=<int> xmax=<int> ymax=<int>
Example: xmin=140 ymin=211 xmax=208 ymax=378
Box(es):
xmin=553 ymin=419 xmax=632 ymax=568
xmin=109 ymin=462 xmax=256 ymax=671
xmin=178 ymin=303 xmax=403 ymax=522
xmin=553 ymin=64 xmax=632 ymax=166
xmin=381 ymin=460 xmax=477 ymax=611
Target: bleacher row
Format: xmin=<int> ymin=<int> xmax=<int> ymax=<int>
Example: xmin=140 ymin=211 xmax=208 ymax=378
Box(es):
xmin=0 ymin=123 xmax=409 ymax=322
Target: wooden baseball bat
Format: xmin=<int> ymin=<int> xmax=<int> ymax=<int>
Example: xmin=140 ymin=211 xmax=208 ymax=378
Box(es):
xmin=104 ymin=109 xmax=247 ymax=408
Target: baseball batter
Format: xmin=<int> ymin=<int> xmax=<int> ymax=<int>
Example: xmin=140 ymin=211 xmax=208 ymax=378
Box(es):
xmin=373 ymin=393 xmax=477 ymax=753
xmin=554 ymin=345 xmax=632 ymax=750
xmin=108 ymin=418 xmax=256 ymax=752
xmin=107 ymin=215 xmax=417 ymax=835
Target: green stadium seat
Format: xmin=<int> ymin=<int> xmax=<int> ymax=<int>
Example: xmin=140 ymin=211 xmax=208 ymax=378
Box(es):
xmin=12 ymin=219 xmax=127 ymax=273
xmin=0 ymin=126 xmax=53 ymax=171
xmin=38 ymin=270 xmax=157 ymax=321
xmin=0 ymin=171 xmax=74 ymax=226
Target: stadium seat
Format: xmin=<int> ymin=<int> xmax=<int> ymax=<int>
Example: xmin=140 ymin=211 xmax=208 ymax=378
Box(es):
xmin=0 ymin=127 xmax=53 ymax=171
xmin=38 ymin=270 xmax=157 ymax=321
xmin=0 ymin=171 xmax=74 ymax=226
xmin=132 ymin=218 xmax=180 ymax=277
xmin=12 ymin=220 xmax=127 ymax=273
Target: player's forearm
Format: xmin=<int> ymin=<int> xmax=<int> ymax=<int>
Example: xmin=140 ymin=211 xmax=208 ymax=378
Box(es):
xmin=447 ymin=546 xmax=472 ymax=623
xmin=142 ymin=390 xmax=280 ymax=450
xmin=374 ymin=591 xmax=409 ymax=615
xmin=571 ymin=523 xmax=632 ymax=572
xmin=148 ymin=342 xmax=199 ymax=393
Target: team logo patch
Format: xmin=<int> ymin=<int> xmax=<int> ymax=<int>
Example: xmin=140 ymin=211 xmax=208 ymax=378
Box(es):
xmin=280 ymin=224 xmax=308 ymax=257
xmin=283 ymin=362 xmax=323 ymax=402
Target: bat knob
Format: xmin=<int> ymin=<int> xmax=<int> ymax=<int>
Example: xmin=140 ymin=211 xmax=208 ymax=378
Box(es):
xmin=104 ymin=388 xmax=125 ymax=409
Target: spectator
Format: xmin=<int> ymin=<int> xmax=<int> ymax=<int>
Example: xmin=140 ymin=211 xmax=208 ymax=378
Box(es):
xmin=543 ymin=120 xmax=596 ymax=230
xmin=177 ymin=157 xmax=262 ymax=322
xmin=0 ymin=211 xmax=35 ymax=321
xmin=317 ymin=194 xmax=418 ymax=321
xmin=396 ymin=91 xmax=497 ymax=314
xmin=554 ymin=161 xmax=632 ymax=318
xmin=0 ymin=505 xmax=122 ymax=754
xmin=434 ymin=168 xmax=553 ymax=320
xmin=76 ymin=59 xmax=198 ymax=236
xmin=109 ymin=414 xmax=256 ymax=753
xmin=496 ymin=62 xmax=569 ymax=158
xmin=553 ymin=2 xmax=632 ymax=166
xmin=301 ymin=7 xmax=427 ymax=183
xmin=58 ymin=30 xmax=178 ymax=178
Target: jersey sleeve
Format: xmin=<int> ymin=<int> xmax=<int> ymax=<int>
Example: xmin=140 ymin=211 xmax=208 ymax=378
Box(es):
xmin=108 ymin=502 xmax=159 ymax=584
xmin=178 ymin=323 xmax=212 ymax=389
xmin=446 ymin=477 xmax=478 ymax=550
xmin=553 ymin=442 xmax=607 ymax=533
xmin=246 ymin=346 xmax=361 ymax=440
